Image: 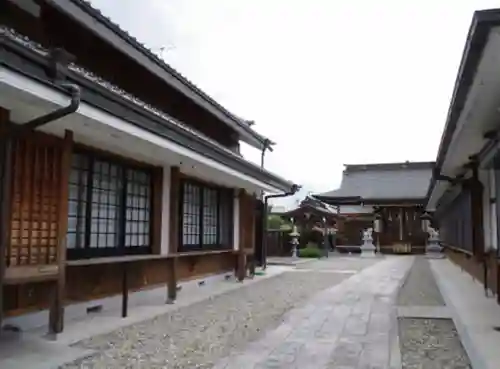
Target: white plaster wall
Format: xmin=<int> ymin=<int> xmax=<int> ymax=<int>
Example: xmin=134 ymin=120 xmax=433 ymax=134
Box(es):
xmin=160 ymin=166 xmax=171 ymax=255
xmin=233 ymin=194 xmax=240 ymax=251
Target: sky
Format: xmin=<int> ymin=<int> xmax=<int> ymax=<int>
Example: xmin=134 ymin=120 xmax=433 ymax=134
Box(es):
xmin=89 ymin=0 xmax=500 ymax=208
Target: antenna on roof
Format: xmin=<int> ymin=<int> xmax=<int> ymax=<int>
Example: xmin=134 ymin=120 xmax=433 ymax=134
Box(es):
xmin=151 ymin=45 xmax=176 ymax=59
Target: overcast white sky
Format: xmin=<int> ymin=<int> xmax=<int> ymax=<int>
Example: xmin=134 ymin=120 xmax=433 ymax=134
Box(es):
xmin=89 ymin=0 xmax=500 ymax=207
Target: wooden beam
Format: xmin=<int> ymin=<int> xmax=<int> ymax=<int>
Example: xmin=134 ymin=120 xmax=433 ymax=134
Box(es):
xmin=167 ymin=166 xmax=180 ymax=303
xmin=0 ymin=108 xmax=12 ymax=331
xmin=49 ymin=130 xmax=73 ymax=334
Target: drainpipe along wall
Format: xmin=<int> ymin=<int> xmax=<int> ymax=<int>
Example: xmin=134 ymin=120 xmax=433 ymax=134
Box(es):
xmin=261 ymin=184 xmax=300 ymax=269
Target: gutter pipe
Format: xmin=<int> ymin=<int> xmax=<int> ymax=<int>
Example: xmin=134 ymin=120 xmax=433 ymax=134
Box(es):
xmin=16 ymin=83 xmax=81 ymax=134
xmin=261 ymin=184 xmax=300 ymax=269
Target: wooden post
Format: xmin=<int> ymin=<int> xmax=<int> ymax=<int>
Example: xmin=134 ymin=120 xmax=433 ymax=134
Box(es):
xmin=0 ymin=108 xmax=12 ymax=331
xmin=167 ymin=166 xmax=180 ymax=303
xmin=121 ymin=263 xmax=129 ymax=317
xmin=49 ymin=130 xmax=73 ymax=334
xmin=166 ymin=258 xmax=177 ymax=304
xmin=469 ymin=164 xmax=485 ymax=260
xmin=249 ymin=195 xmax=256 ymax=277
xmin=237 ymin=189 xmax=246 ymax=282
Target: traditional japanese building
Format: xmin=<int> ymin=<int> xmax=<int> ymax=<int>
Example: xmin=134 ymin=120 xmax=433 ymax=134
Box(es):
xmin=315 ymin=162 xmax=433 ymax=253
xmin=425 ymin=8 xmax=500 ymax=301
xmin=0 ymin=0 xmax=297 ymax=334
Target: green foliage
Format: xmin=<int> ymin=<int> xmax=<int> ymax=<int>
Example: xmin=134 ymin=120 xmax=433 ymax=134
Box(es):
xmin=298 ymin=243 xmax=322 ymax=258
xmin=267 ymin=214 xmax=292 ymax=230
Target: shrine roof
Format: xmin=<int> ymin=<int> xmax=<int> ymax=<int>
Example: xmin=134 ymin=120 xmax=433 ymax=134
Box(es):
xmin=315 ymin=161 xmax=434 ymax=202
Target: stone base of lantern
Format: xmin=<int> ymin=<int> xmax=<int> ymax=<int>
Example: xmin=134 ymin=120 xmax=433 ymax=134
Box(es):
xmin=360 ymin=241 xmax=377 ymax=258
xmin=425 ymin=241 xmax=444 ymax=259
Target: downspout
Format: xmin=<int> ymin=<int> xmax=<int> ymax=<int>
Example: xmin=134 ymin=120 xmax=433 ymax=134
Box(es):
xmin=16 ymin=83 xmax=81 ymax=134
xmin=260 ymin=139 xmax=270 ymax=170
xmin=259 ymin=139 xmax=272 ymax=200
xmin=261 ymin=184 xmax=300 ymax=269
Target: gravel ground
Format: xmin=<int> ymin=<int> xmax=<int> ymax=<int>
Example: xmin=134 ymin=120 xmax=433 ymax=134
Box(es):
xmin=60 ymin=269 xmax=353 ymax=369
xmin=399 ymin=318 xmax=472 ymax=369
xmin=397 ymin=256 xmax=445 ymax=306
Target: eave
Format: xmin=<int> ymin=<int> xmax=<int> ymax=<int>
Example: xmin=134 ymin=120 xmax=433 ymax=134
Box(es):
xmin=44 ymin=0 xmax=273 ymax=150
xmin=0 ymin=29 xmax=295 ymax=193
xmin=426 ymin=9 xmax=500 ymax=207
xmin=311 ymin=195 xmax=363 ymax=205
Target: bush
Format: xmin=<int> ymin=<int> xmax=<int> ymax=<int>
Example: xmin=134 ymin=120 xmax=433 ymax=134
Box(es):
xmin=298 ymin=243 xmax=322 ymax=258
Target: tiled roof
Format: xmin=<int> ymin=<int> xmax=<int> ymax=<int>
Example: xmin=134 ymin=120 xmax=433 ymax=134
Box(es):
xmin=64 ymin=0 xmax=273 ymax=146
xmin=319 ymin=161 xmax=434 ymax=200
xmin=283 ymin=196 xmax=340 ymax=217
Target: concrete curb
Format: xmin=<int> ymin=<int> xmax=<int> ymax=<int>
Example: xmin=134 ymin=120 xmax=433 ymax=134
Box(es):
xmin=429 ymin=259 xmax=487 ymax=369
xmin=389 ymin=256 xmax=415 ymax=369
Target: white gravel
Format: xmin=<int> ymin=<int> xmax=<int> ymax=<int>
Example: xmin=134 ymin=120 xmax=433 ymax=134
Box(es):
xmin=399 ymin=318 xmax=472 ymax=369
xmin=59 ymin=269 xmax=355 ymax=369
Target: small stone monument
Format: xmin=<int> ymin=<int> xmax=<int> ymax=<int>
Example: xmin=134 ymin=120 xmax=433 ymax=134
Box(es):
xmin=289 ymin=226 xmax=300 ymax=258
xmin=426 ymin=227 xmax=443 ymax=258
xmin=360 ymin=228 xmax=376 ymax=257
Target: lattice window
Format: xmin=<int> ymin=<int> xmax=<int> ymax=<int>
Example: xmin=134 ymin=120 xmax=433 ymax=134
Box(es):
xmin=180 ymin=180 xmax=233 ymax=250
xmin=9 ymin=139 xmax=62 ymax=266
xmin=125 ymin=169 xmax=151 ymax=248
xmin=67 ymin=151 xmax=153 ymax=259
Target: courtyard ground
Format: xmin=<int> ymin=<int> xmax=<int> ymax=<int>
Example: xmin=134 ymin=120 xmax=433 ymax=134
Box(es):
xmin=2 ymin=254 xmax=500 ymax=368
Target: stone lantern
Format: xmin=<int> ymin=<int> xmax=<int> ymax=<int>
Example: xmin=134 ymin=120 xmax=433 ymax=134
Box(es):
xmin=360 ymin=228 xmax=376 ymax=257
xmin=374 ymin=212 xmax=382 ymax=254
xmin=421 ymin=212 xmax=443 ymax=258
xmin=289 ymin=225 xmax=300 ymax=258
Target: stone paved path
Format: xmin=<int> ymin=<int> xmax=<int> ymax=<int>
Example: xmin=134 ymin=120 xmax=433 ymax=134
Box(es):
xmin=212 ymin=256 xmax=414 ymax=369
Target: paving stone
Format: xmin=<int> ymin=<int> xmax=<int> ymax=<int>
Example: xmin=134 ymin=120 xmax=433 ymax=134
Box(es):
xmin=397 ymin=257 xmax=445 ymax=306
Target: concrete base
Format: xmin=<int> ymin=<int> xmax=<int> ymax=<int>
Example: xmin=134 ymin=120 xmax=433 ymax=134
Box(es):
xmin=360 ymin=250 xmax=377 ymax=258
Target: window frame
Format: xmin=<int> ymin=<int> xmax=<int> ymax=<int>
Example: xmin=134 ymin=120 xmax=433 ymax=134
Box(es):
xmin=178 ymin=177 xmax=234 ymax=252
xmin=66 ymin=148 xmax=155 ymax=260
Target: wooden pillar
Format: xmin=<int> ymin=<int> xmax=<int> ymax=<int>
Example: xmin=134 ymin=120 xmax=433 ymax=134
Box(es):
xmin=166 ymin=166 xmax=180 ymax=303
xmin=248 ymin=195 xmax=256 ymax=277
xmin=236 ymin=189 xmax=246 ymax=282
xmin=121 ymin=263 xmax=129 ymax=317
xmin=469 ymin=163 xmax=485 ymax=260
xmin=49 ymin=130 xmax=73 ymax=334
xmin=0 ymin=108 xmax=12 ymax=331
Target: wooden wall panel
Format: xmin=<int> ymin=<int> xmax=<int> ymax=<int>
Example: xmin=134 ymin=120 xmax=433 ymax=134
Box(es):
xmin=445 ymin=248 xmax=498 ymax=298
xmin=4 ymin=253 xmax=234 ymax=316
